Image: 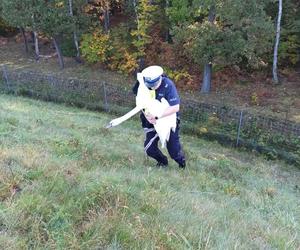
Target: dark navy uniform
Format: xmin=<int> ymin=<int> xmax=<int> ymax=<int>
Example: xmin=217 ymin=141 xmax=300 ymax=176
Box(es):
xmin=133 ymin=76 xmax=186 ymax=168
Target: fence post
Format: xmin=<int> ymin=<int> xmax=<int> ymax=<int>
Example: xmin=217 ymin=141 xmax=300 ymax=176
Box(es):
xmin=103 ymin=82 xmax=109 ymax=112
xmin=46 ymin=74 xmax=53 ymax=101
xmin=2 ymin=65 xmax=11 ymax=93
xmin=236 ymin=110 xmax=243 ymax=147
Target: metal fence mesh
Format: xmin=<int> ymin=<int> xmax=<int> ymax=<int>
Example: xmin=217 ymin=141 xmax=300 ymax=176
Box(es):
xmin=1 ymin=66 xmax=299 ymax=165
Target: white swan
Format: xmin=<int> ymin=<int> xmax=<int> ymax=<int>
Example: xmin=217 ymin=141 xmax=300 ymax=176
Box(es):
xmin=107 ymin=73 xmax=177 ymax=148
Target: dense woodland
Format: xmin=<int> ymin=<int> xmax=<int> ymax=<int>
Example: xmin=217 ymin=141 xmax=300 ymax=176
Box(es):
xmin=0 ymin=0 xmax=299 ymax=93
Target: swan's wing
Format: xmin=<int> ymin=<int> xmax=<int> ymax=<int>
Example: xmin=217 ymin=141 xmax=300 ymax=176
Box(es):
xmin=150 ymin=98 xmax=177 ymax=148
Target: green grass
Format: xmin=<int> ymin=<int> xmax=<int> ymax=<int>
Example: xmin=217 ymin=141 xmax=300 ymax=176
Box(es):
xmin=0 ymin=94 xmax=299 ymax=249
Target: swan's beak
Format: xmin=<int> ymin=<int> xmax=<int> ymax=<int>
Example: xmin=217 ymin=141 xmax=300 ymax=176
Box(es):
xmin=105 ymin=123 xmax=113 ymax=129
xmin=106 ymin=118 xmax=120 ymax=128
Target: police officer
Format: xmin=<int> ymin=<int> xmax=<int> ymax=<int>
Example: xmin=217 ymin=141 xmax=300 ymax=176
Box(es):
xmin=133 ymin=65 xmax=186 ymax=169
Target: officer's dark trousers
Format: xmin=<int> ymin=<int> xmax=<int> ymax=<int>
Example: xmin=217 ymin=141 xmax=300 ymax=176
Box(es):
xmin=143 ymin=123 xmax=185 ymax=166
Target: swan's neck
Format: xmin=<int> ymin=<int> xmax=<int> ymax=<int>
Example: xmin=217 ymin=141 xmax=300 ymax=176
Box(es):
xmin=118 ymin=106 xmax=141 ymax=123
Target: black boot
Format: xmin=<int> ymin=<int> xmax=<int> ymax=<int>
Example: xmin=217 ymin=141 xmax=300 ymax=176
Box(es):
xmin=178 ymin=161 xmax=186 ymax=169
xmin=156 ymin=161 xmax=168 ymax=168
xmin=156 ymin=157 xmax=168 ymax=168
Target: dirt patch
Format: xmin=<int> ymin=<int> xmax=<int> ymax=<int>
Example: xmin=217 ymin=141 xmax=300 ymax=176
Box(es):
xmin=0 ymin=36 xmax=8 ymax=45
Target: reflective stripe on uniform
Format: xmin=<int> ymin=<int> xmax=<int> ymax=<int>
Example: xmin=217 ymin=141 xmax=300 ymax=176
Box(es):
xmin=144 ymin=133 xmax=159 ymax=153
xmin=143 ymin=127 xmax=155 ymax=134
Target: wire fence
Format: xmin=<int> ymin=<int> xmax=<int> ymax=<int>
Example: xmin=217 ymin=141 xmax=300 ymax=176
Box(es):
xmin=1 ymin=65 xmax=300 ymax=166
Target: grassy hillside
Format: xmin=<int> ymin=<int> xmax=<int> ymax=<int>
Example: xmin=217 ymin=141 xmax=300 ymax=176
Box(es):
xmin=0 ymin=94 xmax=299 ymax=249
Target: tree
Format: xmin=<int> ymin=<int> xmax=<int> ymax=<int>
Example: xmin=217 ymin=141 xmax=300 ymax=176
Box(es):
xmin=0 ymin=0 xmax=39 ymax=55
xmin=201 ymin=5 xmax=215 ymax=93
xmin=1 ymin=0 xmax=91 ymax=67
xmin=68 ymin=0 xmax=80 ymax=60
xmin=33 ymin=0 xmax=91 ymax=68
xmin=131 ymin=0 xmax=156 ymax=70
xmin=274 ymin=0 xmax=300 ymax=67
xmin=85 ymin=0 xmax=113 ymax=32
xmin=35 ymin=1 xmax=73 ymax=68
xmin=272 ymin=0 xmax=282 ymax=84
xmin=168 ymin=0 xmax=274 ymax=92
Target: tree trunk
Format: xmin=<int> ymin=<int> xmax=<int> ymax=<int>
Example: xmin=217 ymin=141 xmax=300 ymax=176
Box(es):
xmin=19 ymin=27 xmax=29 ymax=54
xmin=201 ymin=6 xmax=215 ymax=93
xmin=272 ymin=0 xmax=282 ymax=84
xmin=53 ymin=36 xmax=64 ymax=69
xmin=68 ymin=0 xmax=81 ymax=61
xmin=73 ymin=32 xmax=81 ymax=62
xmin=201 ymin=63 xmax=212 ymax=93
xmin=165 ymin=0 xmax=171 ymax=42
xmin=104 ymin=9 xmax=110 ymax=33
xmin=33 ymin=31 xmax=40 ymax=61
xmin=132 ymin=0 xmax=144 ymax=71
xmin=138 ymin=58 xmax=145 ymax=71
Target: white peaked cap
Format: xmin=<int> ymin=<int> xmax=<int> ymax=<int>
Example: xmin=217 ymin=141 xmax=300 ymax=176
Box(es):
xmin=142 ymin=65 xmax=163 ymax=83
